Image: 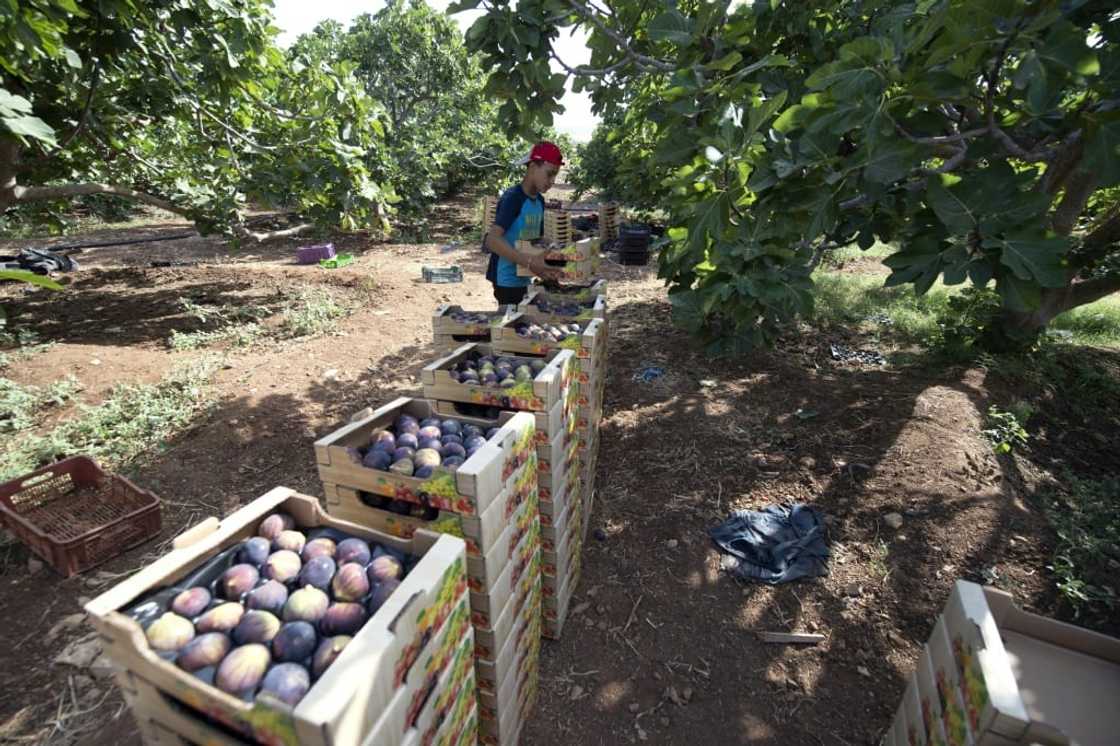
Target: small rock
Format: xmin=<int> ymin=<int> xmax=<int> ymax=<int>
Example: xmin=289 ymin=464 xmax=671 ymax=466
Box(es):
xmin=90 ymin=358 xmax=102 ymax=366
xmin=572 ymin=602 xmax=591 ymax=616
xmin=228 ymin=419 xmax=240 ymax=426
xmin=587 ymin=585 xmax=599 ymax=597
xmin=72 ymin=675 xmax=95 ymax=690
xmin=666 ymin=539 xmax=678 ymax=550
xmin=636 ymin=726 xmax=648 ymax=741
xmin=27 ymin=557 xmax=44 ymax=575
xmin=47 ymin=613 xmax=86 ymax=642
xmin=78 ymin=596 xmax=92 ymax=607
xmin=596 ymin=604 xmax=606 ymax=615
xmin=665 ymin=686 xmax=687 ymax=707
xmin=55 ymin=637 xmax=102 ymax=668
xmin=682 ymin=686 xmax=694 ymax=702
xmin=699 ymin=379 xmax=716 ymax=388
xmin=323 ymin=368 xmax=340 ymax=381
xmin=628 ymin=702 xmax=641 ymax=713
xmin=857 ymin=666 xmax=871 ymax=678
xmin=222 ymin=362 xmax=235 ymax=370
xmin=570 ymin=685 xmax=584 ymax=700
xmin=883 ymin=512 xmax=904 ymax=530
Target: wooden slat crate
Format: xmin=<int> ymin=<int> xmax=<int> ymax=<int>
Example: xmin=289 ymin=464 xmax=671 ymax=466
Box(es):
xmin=599 ymin=202 xmax=621 ymax=241
xmin=433 ymin=395 xmax=575 ymax=448
xmin=86 ymin=488 xmax=469 ymax=746
xmin=421 ymin=343 xmax=576 ymax=415
xmin=514 ymin=243 xmax=599 ymax=282
xmin=322 ymin=459 xmax=536 ymax=559
xmin=490 ymin=313 xmax=606 ymax=362
xmin=315 ymin=398 xmax=536 ymax=517
xmin=480 ymin=196 xmax=498 ymax=233
xmin=528 ymin=278 xmax=608 ymax=303
xmin=469 ymin=524 xmax=540 ymax=630
xmin=543 ymin=209 xmax=572 ymax=245
xmin=518 ymin=288 xmax=606 ymax=325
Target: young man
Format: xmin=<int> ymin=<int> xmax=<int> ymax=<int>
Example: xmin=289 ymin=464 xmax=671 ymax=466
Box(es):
xmin=485 ymin=141 xmax=564 ymax=306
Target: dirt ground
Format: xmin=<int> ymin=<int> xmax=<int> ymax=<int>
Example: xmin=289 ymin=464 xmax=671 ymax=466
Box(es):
xmin=0 ymin=191 xmax=1116 ymax=746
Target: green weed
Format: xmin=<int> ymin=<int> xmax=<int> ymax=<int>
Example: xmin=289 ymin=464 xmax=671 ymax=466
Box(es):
xmin=0 ymin=359 xmax=217 ymax=482
xmin=982 ymin=405 xmax=1030 ymax=454
xmin=810 ymin=272 xmax=955 ymax=342
xmin=1038 ymin=475 xmax=1120 ymax=619
xmin=280 ymin=288 xmax=348 ymax=338
xmin=0 ymin=376 xmax=80 ymax=433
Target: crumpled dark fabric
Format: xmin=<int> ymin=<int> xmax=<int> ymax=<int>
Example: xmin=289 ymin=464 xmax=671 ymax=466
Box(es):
xmin=0 ymin=248 xmax=78 ymax=275
xmin=709 ymin=504 xmax=829 ymax=584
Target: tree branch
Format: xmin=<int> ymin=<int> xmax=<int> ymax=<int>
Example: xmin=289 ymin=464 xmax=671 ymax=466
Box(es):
xmin=549 ymin=50 xmax=632 ymax=77
xmin=564 ymin=0 xmax=676 ymax=72
xmin=1069 ymin=273 xmax=1120 ymax=308
xmin=11 ymin=182 xmax=187 ymax=216
xmin=1051 ymin=169 xmax=1097 ymax=236
xmin=234 ymin=222 xmax=314 ymax=243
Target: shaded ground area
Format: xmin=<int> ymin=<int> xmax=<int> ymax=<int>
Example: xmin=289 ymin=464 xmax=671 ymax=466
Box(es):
xmin=0 ymin=191 xmax=1117 ymax=745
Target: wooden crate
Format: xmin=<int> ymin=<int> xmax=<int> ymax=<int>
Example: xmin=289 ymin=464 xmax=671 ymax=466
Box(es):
xmin=466 ymin=488 xmax=538 ymax=595
xmin=528 ymin=278 xmax=608 ymax=303
xmin=515 ymin=243 xmax=599 ymax=282
xmin=480 ymin=196 xmax=498 ymax=233
xmin=475 ymin=569 xmax=541 ymax=663
xmin=433 ymin=395 xmax=575 ymax=448
xmin=322 ymin=459 xmax=536 ymax=559
xmin=543 ymin=209 xmax=572 ymax=245
xmin=469 ymin=521 xmax=540 ymax=629
xmin=86 ymin=488 xmax=469 ymax=746
xmin=315 ymin=398 xmax=536 ymax=517
xmin=421 ymin=343 xmax=576 ymax=414
xmin=490 ymin=313 xmax=606 ymax=362
xmin=519 ymin=288 xmax=606 ymax=325
xmin=599 ymin=202 xmax=621 ymax=241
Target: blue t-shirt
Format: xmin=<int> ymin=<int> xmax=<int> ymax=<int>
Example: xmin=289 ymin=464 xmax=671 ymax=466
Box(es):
xmin=486 ymin=185 xmax=543 ymax=288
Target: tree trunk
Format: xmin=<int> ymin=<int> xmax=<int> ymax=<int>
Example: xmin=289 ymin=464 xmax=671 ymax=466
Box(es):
xmin=987 ymin=276 xmax=1120 ymax=350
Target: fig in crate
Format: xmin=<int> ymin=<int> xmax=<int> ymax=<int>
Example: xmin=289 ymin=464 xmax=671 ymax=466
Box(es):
xmin=145 ymin=612 xmax=195 ymax=652
xmin=220 ymin=564 xmax=259 ymax=601
xmin=298 ymin=556 xmax=336 ymax=591
xmin=233 ymin=610 xmax=282 ymax=645
xmin=262 ymin=550 xmax=302 ymax=583
xmin=272 ymin=621 xmax=318 ymax=663
xmin=246 ymin=580 xmax=288 ymax=616
xmin=215 ymin=643 xmax=270 ymax=696
xmin=311 ymin=635 xmax=351 ymax=679
xmin=283 ymin=585 xmax=329 ymax=624
xmin=273 ymin=529 xmax=306 ymax=555
xmin=196 ymin=602 xmax=245 ymax=634
xmin=301 ymin=537 xmax=336 ymax=562
xmin=335 ymin=537 xmax=371 ymax=566
xmin=320 ymin=602 xmax=368 ymax=636
xmin=331 ymin=563 xmax=369 ymax=602
xmin=260 ymin=662 xmax=311 ymax=707
xmin=170 ymin=587 xmax=211 ymax=618
xmin=176 ymin=632 xmax=231 ymax=672
xmin=257 ymin=513 xmax=295 ymax=542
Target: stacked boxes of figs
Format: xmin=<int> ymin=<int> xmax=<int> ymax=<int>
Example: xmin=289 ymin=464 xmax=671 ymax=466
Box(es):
xmin=881 ymin=579 xmax=1120 ymax=746
xmin=490 ymin=296 xmax=607 ymax=639
xmin=432 ymin=304 xmax=513 ymax=353
xmin=314 ymin=396 xmax=543 ymax=746
xmin=85 ymin=487 xmax=477 ymax=746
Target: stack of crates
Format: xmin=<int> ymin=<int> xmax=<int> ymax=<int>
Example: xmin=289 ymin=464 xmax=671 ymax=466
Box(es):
xmin=489 ymin=309 xmax=607 ymax=638
xmin=85 ymin=488 xmax=478 ymax=746
xmin=599 ymin=202 xmax=621 ymax=241
xmin=481 ymin=196 xmax=498 ymax=235
xmin=542 ymin=209 xmax=572 ymax=246
xmin=432 ymin=304 xmax=513 ymax=352
xmin=313 ymin=398 xmax=541 ymax=746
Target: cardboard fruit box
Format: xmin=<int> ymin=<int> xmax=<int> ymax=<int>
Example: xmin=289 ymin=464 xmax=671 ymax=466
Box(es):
xmin=479 ymin=646 xmax=538 ymax=745
xmin=519 ymin=285 xmax=606 ymax=324
xmin=315 ymin=398 xmax=536 ymax=517
xmin=541 ymin=495 xmax=581 ymax=555
xmin=321 ymin=462 xmax=536 ymax=560
xmin=85 ymin=487 xmax=469 ymax=746
xmin=474 ymin=569 xmax=541 ymax=663
xmin=400 ymin=662 xmax=478 ymax=746
xmin=432 ymin=305 xmax=512 ymax=338
xmin=480 ymin=673 xmax=538 ymax=746
xmin=540 ymin=463 xmax=581 ymax=518
xmin=528 ymin=278 xmax=608 ymax=303
xmin=476 ymin=602 xmax=541 ymax=693
xmin=422 ymin=343 xmax=576 ymax=414
xmin=469 ymin=519 xmax=540 ymax=629
xmin=465 ymin=489 xmax=539 ymax=595
xmin=939 ymin=580 xmax=1120 ymax=745
xmin=514 ymin=243 xmax=599 ymax=282
xmin=491 ymin=313 xmax=606 ymax=363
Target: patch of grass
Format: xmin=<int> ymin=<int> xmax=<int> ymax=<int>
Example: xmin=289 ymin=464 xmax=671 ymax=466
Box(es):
xmin=1050 ymin=295 xmax=1120 ymax=347
xmin=0 ymin=376 xmax=80 ymax=433
xmin=982 ymin=404 xmax=1031 ymax=454
xmin=280 ymin=288 xmax=348 ymax=338
xmin=1038 ymin=475 xmax=1120 ymax=620
xmin=0 ymin=358 xmax=217 ymax=482
xmin=810 ymin=271 xmax=956 ymax=342
xmin=170 ymin=323 xmax=265 ymax=351
xmin=819 ymin=241 xmax=895 ymax=268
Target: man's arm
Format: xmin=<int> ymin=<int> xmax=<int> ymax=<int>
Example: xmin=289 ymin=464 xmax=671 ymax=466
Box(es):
xmin=485 ymin=225 xmax=561 ymax=280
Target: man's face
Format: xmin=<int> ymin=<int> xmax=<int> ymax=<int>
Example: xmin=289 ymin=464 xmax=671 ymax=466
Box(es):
xmin=532 ymin=161 xmax=560 ymax=193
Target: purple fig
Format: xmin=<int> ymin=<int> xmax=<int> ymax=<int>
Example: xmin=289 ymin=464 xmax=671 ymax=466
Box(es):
xmin=176 ymin=632 xmax=230 ymax=672
xmin=258 ymin=513 xmax=295 ymax=542
xmin=170 ymin=587 xmax=211 ymax=618
xmin=392 ymin=446 xmax=415 ymax=462
xmin=440 ymin=442 xmax=467 ymax=460
xmin=370 ymin=429 xmax=395 ymax=451
xmin=272 ymin=621 xmax=317 ymax=663
xmin=301 ymin=538 xmax=336 ymax=562
xmin=464 ymin=435 xmax=486 ymax=451
xmin=441 ymin=456 xmax=464 ymax=470
xmin=195 ymin=602 xmax=244 ymax=634
xmin=320 ymin=603 xmax=367 ymax=636
xmin=260 ymin=663 xmax=310 ymax=707
xmin=367 ymin=578 xmax=400 ymax=615
xmin=233 ymin=610 xmax=281 ymax=645
xmin=262 ymin=550 xmax=302 ymax=583
xmin=311 ymin=636 xmax=351 ymax=679
xmin=273 ymin=530 xmax=306 ymax=554
xmin=331 ymin=563 xmax=370 ymax=602
xmin=146 ymin=612 xmax=195 ymax=652
xmin=215 ymin=643 xmax=270 ymax=695
xmin=362 ymin=449 xmax=392 ymax=470
xmin=395 ymin=432 xmax=419 ymax=450
xmin=246 ymin=580 xmax=288 ymax=616
xmin=283 ymin=585 xmax=329 ymax=624
xmin=440 ymin=433 xmax=463 ymax=446
xmin=389 ymin=458 xmax=414 ymax=476
xmin=335 ymin=538 xmax=370 ymax=567
xmin=238 ymin=537 xmax=271 ymax=567
xmin=420 ymin=417 xmax=441 ymax=428
xmin=221 ymin=564 xmax=259 ymax=601
xmin=367 ymin=555 xmax=403 ymax=584
xmin=298 ymin=556 xmax=336 ymax=591
xmin=394 ymin=415 xmax=419 ymax=434
xmin=414 ymin=448 xmax=441 ymax=468
xmin=415 ymin=465 xmax=434 ymax=479
xmin=419 ymin=437 xmax=442 ymax=451
xmin=418 ymin=425 xmax=442 ymax=441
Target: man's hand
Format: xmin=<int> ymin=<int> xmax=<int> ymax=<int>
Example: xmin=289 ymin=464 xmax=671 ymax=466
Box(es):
xmin=527 ymin=255 xmax=563 ymax=281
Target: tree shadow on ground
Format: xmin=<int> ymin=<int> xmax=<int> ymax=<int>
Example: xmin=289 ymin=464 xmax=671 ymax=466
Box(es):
xmin=523 ymin=294 xmax=1084 ymax=746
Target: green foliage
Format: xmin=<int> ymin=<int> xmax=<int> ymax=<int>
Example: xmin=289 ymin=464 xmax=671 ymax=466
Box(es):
xmin=0 ymin=375 xmax=79 ymax=433
xmin=929 ymin=287 xmax=1007 ymax=359
xmin=0 ymin=358 xmax=217 ymax=482
xmin=982 ymin=405 xmax=1030 ymax=454
xmin=1039 ymin=475 xmax=1120 ymax=619
xmin=810 ymin=271 xmax=955 ymax=342
xmin=457 ymin=0 xmax=1120 ymax=351
xmin=279 ymin=288 xmax=348 ymax=338
xmin=167 ymin=291 xmax=349 ymax=349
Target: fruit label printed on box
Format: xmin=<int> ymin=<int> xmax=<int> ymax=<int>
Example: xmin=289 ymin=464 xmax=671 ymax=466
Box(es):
xmin=406 ymin=630 xmax=475 ymax=734
xmin=406 ymin=601 xmax=470 ymax=722
xmin=503 ymin=429 xmax=536 ymax=483
xmin=394 ymin=557 xmax=468 ymax=688
xmin=950 ymin=634 xmax=987 ymax=734
xmin=420 ymin=669 xmax=477 ymax=746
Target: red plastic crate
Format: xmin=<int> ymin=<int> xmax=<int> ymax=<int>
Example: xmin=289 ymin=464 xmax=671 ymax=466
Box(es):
xmin=0 ymin=457 xmax=161 ymax=577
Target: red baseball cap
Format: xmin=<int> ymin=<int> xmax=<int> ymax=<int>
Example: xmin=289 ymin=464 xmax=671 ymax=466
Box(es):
xmin=518 ymin=141 xmax=564 ymax=166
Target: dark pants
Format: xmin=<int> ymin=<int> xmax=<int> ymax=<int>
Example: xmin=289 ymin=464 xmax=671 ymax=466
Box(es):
xmin=493 ymin=284 xmax=527 ymax=308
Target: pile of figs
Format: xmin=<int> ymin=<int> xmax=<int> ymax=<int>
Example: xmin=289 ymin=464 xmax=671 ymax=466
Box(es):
xmin=514 ymin=321 xmax=582 ymax=342
xmin=357 ymin=413 xmax=499 ymax=478
xmin=448 ymin=352 xmax=546 ymax=389
xmin=447 ymin=310 xmax=499 ymax=325
xmin=529 ymin=296 xmax=593 ymax=317
xmin=142 ymin=512 xmax=411 ymax=708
